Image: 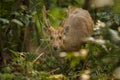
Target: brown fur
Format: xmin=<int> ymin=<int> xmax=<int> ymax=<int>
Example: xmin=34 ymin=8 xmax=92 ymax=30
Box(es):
xmin=45 ymin=8 xmax=94 ymax=51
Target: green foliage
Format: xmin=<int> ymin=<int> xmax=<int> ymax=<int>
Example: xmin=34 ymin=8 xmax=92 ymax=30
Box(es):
xmin=0 ymin=73 xmax=13 ymax=80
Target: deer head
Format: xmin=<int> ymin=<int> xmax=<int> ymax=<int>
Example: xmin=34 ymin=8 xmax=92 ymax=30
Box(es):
xmin=42 ymin=6 xmax=65 ymax=51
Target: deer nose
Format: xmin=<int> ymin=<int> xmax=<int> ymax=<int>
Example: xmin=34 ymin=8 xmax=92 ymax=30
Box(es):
xmin=53 ymin=45 xmax=58 ymax=51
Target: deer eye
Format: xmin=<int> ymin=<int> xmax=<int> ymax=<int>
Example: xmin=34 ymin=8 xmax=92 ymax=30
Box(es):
xmin=50 ymin=36 xmax=53 ymax=40
xmin=59 ymin=36 xmax=62 ymax=40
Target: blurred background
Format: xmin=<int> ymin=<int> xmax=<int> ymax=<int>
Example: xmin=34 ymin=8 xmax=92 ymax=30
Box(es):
xmin=0 ymin=0 xmax=120 ymax=80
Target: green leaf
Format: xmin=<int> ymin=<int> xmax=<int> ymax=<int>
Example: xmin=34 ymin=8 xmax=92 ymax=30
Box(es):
xmin=9 ymin=49 xmax=19 ymax=57
xmin=11 ymin=19 xmax=23 ymax=26
xmin=0 ymin=18 xmax=9 ymax=24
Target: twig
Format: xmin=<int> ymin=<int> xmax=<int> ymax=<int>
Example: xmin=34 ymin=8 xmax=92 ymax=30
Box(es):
xmin=49 ymin=68 xmax=60 ymax=74
xmin=32 ymin=52 xmax=44 ymax=64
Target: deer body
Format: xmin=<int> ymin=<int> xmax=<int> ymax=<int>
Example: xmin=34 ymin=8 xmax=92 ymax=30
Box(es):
xmin=62 ymin=8 xmax=94 ymax=51
xmin=43 ymin=7 xmax=94 ymax=51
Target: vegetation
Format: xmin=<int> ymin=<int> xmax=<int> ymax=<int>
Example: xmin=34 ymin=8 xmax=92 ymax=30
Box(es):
xmin=0 ymin=0 xmax=120 ymax=80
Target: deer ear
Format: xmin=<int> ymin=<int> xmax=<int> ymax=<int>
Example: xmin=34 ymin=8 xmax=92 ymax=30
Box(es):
xmin=64 ymin=25 xmax=70 ymax=35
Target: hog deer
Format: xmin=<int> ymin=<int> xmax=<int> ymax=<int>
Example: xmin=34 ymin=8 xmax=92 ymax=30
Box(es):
xmin=43 ymin=6 xmax=94 ymax=51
